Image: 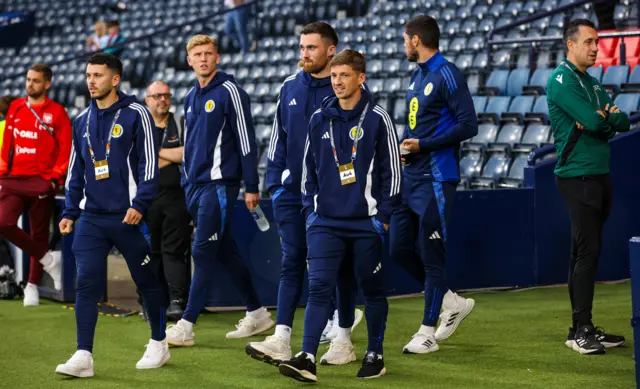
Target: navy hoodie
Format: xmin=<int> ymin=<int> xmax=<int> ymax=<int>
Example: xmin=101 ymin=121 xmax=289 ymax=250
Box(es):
xmin=63 ymin=92 xmax=158 ymax=220
xmin=302 ymin=89 xmax=402 ymax=225
xmin=182 ymin=71 xmax=259 ymax=192
xmin=403 ymin=51 xmax=477 ymax=183
xmin=265 ymin=70 xmax=335 ymax=196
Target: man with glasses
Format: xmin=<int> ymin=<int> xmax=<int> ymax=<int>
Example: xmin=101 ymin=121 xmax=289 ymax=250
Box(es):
xmin=143 ymin=81 xmax=192 ymax=322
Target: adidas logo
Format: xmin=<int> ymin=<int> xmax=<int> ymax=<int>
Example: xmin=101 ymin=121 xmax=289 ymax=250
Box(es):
xmin=373 ymin=262 xmax=382 ymax=274
xmin=141 ymin=256 xmax=151 ymax=266
xmin=322 ymin=131 xmax=330 ymax=140
xmin=556 ymin=74 xmax=563 ymax=84
xmin=187 ymin=106 xmax=192 ymax=113
xmin=209 ymin=233 xmax=218 ymax=241
xmin=446 ymin=312 xmax=459 ymax=327
xmin=422 ymin=339 xmax=433 ymax=347
xmin=289 ymin=98 xmax=297 ymax=106
xmin=429 ymin=231 xmax=441 ymax=240
xmin=409 ymin=82 xmax=415 ymax=90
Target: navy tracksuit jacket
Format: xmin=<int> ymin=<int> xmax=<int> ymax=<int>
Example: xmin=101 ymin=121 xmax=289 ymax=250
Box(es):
xmin=265 ymin=70 xmax=340 ymax=328
xmin=63 ymin=92 xmax=167 ymax=351
xmin=390 ymin=51 xmax=478 ymax=326
xmin=180 ymin=72 xmax=261 ymax=323
xmin=300 ymin=90 xmax=402 ymax=356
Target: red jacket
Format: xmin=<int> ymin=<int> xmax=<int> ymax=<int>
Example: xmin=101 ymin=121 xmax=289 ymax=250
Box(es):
xmin=0 ymin=96 xmax=72 ymax=184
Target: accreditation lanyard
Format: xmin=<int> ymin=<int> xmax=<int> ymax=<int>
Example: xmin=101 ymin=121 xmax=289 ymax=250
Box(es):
xmin=562 ymin=62 xmax=602 ymax=108
xmin=328 ymin=103 xmax=368 ymax=185
xmin=25 ymin=101 xmax=54 ymax=137
xmin=85 ymin=107 xmax=121 ymax=180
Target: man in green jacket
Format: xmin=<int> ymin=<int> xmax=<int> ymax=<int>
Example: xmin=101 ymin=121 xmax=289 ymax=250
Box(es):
xmin=547 ymin=18 xmax=630 ymax=355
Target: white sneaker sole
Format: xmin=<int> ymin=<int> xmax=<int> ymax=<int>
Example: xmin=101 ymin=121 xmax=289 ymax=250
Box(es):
xmin=435 ymin=298 xmax=476 ymax=341
xmin=245 ymin=343 xmax=291 ymax=366
xmin=55 ymin=365 xmax=94 ymax=378
xmin=279 ymin=364 xmax=317 ymax=383
xmin=320 ymin=351 xmax=357 ymax=365
xmin=359 ymin=367 xmax=387 ymax=379
xmin=403 ymin=343 xmax=440 ymax=354
xmin=571 ymin=341 xmax=606 ymax=355
xmin=167 ymin=337 xmax=194 ymax=347
xmin=352 ymin=309 xmax=364 ymax=331
xmin=226 ymin=319 xmax=275 ymax=339
xmin=136 ymin=351 xmax=170 ymax=369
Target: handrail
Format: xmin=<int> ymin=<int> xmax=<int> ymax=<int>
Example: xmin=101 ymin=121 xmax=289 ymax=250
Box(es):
xmin=0 ymin=0 xmax=258 ymax=82
xmin=488 ymin=30 xmax=640 ymax=47
xmin=486 ymin=0 xmax=592 ymax=71
xmin=528 ymin=113 xmax=640 ymax=166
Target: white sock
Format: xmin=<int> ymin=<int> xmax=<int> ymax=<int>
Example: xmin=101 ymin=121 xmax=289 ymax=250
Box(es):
xmin=76 ymin=350 xmax=92 ymax=357
xmin=335 ymin=327 xmax=352 ymax=342
xmin=442 ymin=289 xmax=457 ymax=310
xmin=247 ymin=307 xmax=267 ymax=319
xmin=39 ymin=252 xmax=52 ymax=267
xmin=418 ymin=325 xmax=435 ymax=337
xmin=150 ymin=338 xmax=166 ymax=345
xmin=26 ymin=282 xmax=38 ymax=289
xmin=305 ymin=352 xmax=316 ymax=364
xmin=274 ymin=325 xmax=291 ymax=341
xmin=179 ymin=319 xmax=193 ymax=333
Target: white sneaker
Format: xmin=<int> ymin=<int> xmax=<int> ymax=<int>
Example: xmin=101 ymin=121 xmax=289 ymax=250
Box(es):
xmin=320 ymin=319 xmax=334 ymax=344
xmin=136 ymin=339 xmax=170 ymax=369
xmin=352 ymin=308 xmax=364 ymax=331
xmin=435 ymin=294 xmax=475 ymax=341
xmin=226 ymin=309 xmax=275 ymax=339
xmin=23 ymin=283 xmax=39 ymax=306
xmin=41 ymin=251 xmax=62 ymax=291
xmin=246 ymin=335 xmax=292 ymax=365
xmin=403 ymin=333 xmax=439 ymax=354
xmin=320 ymin=339 xmax=357 ymax=365
xmin=166 ymin=320 xmax=195 ymax=347
xmin=55 ymin=350 xmax=94 ymax=377
xmin=324 ymin=310 xmax=340 ymax=342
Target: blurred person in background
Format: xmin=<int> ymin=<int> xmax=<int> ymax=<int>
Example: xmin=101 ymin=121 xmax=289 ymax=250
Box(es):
xmin=224 ymin=0 xmax=251 ymax=53
xmin=104 ymin=20 xmax=125 ymax=57
xmin=86 ymin=20 xmax=109 ymax=52
xmin=0 ymin=64 xmax=71 ymax=306
xmin=0 ymin=96 xmax=19 ymax=150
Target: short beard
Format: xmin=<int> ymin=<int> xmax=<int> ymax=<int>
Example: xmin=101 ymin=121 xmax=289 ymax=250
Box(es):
xmin=95 ymin=87 xmax=113 ymax=100
xmin=407 ymin=49 xmax=419 ymax=62
xmin=26 ymin=90 xmax=45 ymax=99
xmin=298 ymin=58 xmax=328 ymax=74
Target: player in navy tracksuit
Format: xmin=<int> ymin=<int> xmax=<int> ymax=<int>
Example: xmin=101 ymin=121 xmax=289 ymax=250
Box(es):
xmin=392 ymin=16 xmax=478 ymax=355
xmin=246 ymin=22 xmax=361 ymax=367
xmin=56 ymin=54 xmax=169 ymax=378
xmin=279 ymin=50 xmax=402 ymax=383
xmin=165 ymin=35 xmax=274 ymax=347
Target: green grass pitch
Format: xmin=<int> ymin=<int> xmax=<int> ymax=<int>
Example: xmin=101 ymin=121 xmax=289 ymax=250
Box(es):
xmin=0 ymin=281 xmax=634 ymax=388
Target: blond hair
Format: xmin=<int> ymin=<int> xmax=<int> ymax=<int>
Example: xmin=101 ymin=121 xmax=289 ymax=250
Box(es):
xmin=186 ymin=34 xmax=218 ymax=53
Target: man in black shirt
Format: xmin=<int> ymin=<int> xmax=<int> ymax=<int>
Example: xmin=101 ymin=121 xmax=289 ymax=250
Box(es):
xmin=144 ymin=81 xmax=192 ymax=321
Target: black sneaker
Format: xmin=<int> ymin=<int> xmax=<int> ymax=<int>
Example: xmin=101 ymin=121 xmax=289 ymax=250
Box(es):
xmin=357 ymin=351 xmax=386 ymax=379
xmin=594 ymin=327 xmax=625 ymax=348
xmin=573 ymin=325 xmax=605 ymax=355
xmin=279 ymin=352 xmax=317 ymax=383
xmin=167 ymin=300 xmax=185 ymax=322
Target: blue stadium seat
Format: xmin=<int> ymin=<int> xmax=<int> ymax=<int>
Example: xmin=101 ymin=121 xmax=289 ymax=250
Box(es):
xmin=469 ymin=123 xmax=499 ymax=145
xmin=507 ymin=69 xmax=530 ymax=96
xmin=483 ymin=70 xmax=509 ymax=95
xmin=532 ymin=96 xmax=549 ymax=115
xmin=613 ymin=93 xmax=640 ymax=115
xmin=459 ymin=151 xmax=484 ymax=184
xmin=602 ymin=65 xmax=630 ymax=89
xmin=484 ymin=96 xmax=512 ymax=118
xmin=587 ymin=66 xmax=604 ymax=82
xmin=472 ymin=153 xmax=511 ymax=188
xmin=498 ymin=154 xmax=529 ymax=187
xmin=473 ymin=96 xmax=488 ymax=113
xmin=507 ymin=95 xmax=535 ymax=116
xmin=393 ymin=99 xmax=407 ymax=124
xmin=495 ymin=123 xmax=524 ymax=146
xmin=529 ymin=68 xmax=553 ymax=88
xmin=520 ymin=124 xmax=551 ymax=146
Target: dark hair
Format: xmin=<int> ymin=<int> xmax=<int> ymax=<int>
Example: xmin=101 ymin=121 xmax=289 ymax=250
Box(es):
xmin=563 ymin=19 xmax=597 ymax=48
xmin=330 ymin=49 xmax=366 ymax=73
xmin=106 ymin=20 xmax=120 ymax=28
xmin=0 ymin=96 xmax=18 ymax=116
xmin=405 ymin=15 xmax=440 ymax=50
xmin=29 ymin=63 xmax=53 ymax=82
xmin=87 ymin=53 xmax=123 ymax=76
xmin=300 ymin=21 xmax=339 ymax=47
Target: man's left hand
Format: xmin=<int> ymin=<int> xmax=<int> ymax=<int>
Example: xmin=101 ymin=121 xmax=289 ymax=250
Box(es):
xmin=245 ymin=192 xmax=259 ymax=211
xmin=401 ymin=139 xmax=420 ymax=154
xmin=605 ymin=103 xmax=620 ymax=114
xmin=123 ymin=208 xmax=143 ymax=225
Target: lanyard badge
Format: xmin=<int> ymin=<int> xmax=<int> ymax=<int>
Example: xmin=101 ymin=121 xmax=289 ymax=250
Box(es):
xmin=85 ymin=107 xmax=122 ymax=181
xmin=328 ymin=103 xmax=369 ymax=186
xmin=561 ymin=62 xmax=602 ymax=108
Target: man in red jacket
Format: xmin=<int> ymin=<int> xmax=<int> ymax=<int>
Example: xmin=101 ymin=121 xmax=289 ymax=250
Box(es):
xmin=0 ymin=63 xmax=72 ymax=306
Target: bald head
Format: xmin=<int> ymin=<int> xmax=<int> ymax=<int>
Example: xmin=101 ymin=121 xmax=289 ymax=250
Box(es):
xmin=145 ymin=81 xmax=172 ymax=120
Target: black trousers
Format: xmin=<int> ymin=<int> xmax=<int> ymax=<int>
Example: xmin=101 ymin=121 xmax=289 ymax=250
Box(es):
xmin=556 ymin=174 xmax=612 ymax=328
xmin=146 ymin=188 xmax=193 ymax=302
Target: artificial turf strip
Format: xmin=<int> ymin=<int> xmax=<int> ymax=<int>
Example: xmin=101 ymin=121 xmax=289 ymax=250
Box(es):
xmin=0 ymin=281 xmax=634 ymax=389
